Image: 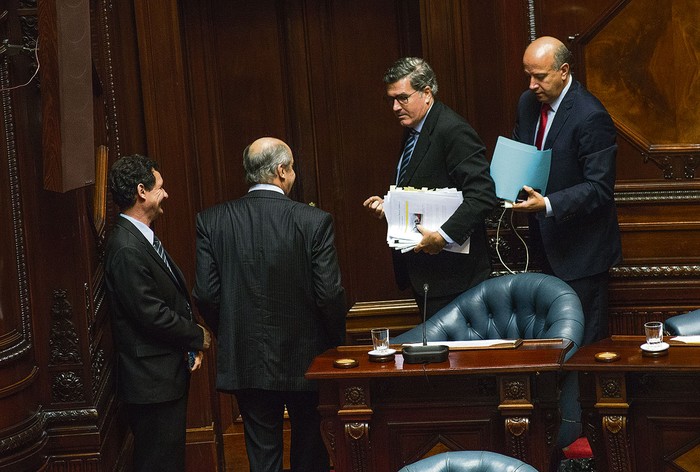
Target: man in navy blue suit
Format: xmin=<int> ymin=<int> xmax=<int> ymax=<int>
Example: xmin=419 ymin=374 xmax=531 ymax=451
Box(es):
xmin=512 ymin=36 xmax=622 ymax=345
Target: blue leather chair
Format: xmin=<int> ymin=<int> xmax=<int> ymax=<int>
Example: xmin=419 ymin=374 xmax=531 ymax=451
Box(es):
xmin=665 ymin=309 xmax=700 ymax=335
xmin=398 ymin=451 xmax=538 ymax=472
xmin=392 ymin=272 xmax=585 ymax=448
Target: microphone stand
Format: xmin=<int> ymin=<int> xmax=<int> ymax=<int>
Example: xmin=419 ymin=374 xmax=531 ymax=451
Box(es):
xmin=402 ymin=283 xmax=449 ymax=364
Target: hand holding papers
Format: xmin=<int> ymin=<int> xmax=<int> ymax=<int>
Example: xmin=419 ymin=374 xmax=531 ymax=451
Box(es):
xmin=384 ymin=187 xmax=469 ymax=254
xmin=490 ymin=136 xmax=551 ymax=203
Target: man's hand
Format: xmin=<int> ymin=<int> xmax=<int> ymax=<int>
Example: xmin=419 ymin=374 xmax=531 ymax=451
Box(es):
xmin=413 ymin=225 xmax=446 ymax=255
xmin=363 ymin=196 xmax=385 ymax=219
xmin=188 ymin=351 xmax=204 ymax=372
xmin=512 ymin=185 xmax=546 ymax=213
xmin=199 ymin=324 xmax=211 ymax=350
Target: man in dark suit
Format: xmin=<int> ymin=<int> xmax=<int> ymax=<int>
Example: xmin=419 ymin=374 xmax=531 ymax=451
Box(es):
xmin=512 ymin=36 xmax=622 ymax=345
xmin=364 ymin=57 xmax=497 ymax=317
xmin=105 ymin=155 xmax=211 ymax=472
xmin=193 ymin=137 xmax=346 ymax=472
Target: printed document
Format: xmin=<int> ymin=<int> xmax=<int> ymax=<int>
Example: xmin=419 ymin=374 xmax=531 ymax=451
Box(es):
xmin=384 ymin=187 xmax=469 ymax=254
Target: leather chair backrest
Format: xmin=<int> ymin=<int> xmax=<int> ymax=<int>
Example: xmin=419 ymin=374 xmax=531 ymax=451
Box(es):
xmin=398 ymin=451 xmax=538 ymax=472
xmin=393 ymin=273 xmax=584 ymax=358
xmin=664 ymin=309 xmax=700 ymax=336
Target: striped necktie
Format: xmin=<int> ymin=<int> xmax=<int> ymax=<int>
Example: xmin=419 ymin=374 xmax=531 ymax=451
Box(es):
xmin=397 ymin=129 xmax=419 ymax=186
xmin=153 ymin=236 xmax=171 ymax=271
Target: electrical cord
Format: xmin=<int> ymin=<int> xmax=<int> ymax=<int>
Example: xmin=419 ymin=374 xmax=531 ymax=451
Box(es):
xmin=0 ymin=37 xmax=40 ymax=92
xmin=495 ymin=205 xmax=529 ymax=274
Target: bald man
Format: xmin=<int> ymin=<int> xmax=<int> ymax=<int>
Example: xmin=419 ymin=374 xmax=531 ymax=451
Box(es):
xmin=512 ymin=35 xmax=622 ymax=453
xmin=193 ymin=138 xmax=346 ymax=472
xmin=512 ymin=36 xmax=621 ymax=347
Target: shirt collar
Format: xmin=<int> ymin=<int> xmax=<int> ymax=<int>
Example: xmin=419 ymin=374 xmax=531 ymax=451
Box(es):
xmin=120 ymin=213 xmax=154 ymax=244
xmin=248 ymin=183 xmax=284 ymax=194
xmin=411 ymin=101 xmax=434 ymax=134
xmin=549 ymin=73 xmax=573 ymax=113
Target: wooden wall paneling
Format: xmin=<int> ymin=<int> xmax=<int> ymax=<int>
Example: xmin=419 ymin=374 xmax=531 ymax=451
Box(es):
xmin=0 ymin=11 xmax=46 ymax=470
xmin=132 ymin=0 xmax=218 ymax=469
xmin=301 ymin=0 xmax=422 ymax=305
xmin=203 ymin=0 xmax=289 ymax=207
xmin=419 ymin=0 xmax=469 ymax=116
xmin=179 ymin=0 xmax=227 ymax=210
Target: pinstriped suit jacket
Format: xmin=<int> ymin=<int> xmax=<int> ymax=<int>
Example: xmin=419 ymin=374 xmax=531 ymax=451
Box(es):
xmin=193 ymin=190 xmax=346 ymax=392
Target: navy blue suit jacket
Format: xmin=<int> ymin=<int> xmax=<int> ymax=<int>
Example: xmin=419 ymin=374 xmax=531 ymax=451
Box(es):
xmin=513 ymin=79 xmax=622 ymax=280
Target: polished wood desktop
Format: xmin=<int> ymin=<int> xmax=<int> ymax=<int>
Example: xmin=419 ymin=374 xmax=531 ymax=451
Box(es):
xmin=564 ymin=336 xmax=700 ymax=472
xmin=306 ymin=339 xmax=573 ymax=472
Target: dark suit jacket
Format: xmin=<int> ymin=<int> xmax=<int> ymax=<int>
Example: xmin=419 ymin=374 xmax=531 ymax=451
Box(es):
xmin=513 ymin=79 xmax=622 ymax=280
xmin=394 ymin=100 xmax=497 ymax=298
xmin=105 ymin=217 xmax=205 ymax=404
xmin=192 ymin=190 xmax=346 ymax=392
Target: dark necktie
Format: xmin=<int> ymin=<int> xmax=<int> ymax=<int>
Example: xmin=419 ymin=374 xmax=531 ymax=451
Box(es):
xmin=397 ymin=129 xmax=419 ymax=186
xmin=153 ymin=235 xmax=171 ymax=272
xmin=534 ymin=103 xmax=551 ymax=150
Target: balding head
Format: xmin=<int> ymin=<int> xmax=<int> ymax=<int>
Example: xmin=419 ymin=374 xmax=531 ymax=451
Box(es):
xmin=523 ymin=36 xmax=572 ymax=104
xmin=243 ymin=137 xmax=296 ymax=194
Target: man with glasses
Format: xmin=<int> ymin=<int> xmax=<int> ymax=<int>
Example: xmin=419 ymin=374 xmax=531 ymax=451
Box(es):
xmin=363 ymin=57 xmax=497 ymax=317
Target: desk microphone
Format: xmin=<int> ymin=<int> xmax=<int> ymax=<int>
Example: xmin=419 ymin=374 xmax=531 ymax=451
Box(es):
xmin=402 ymin=283 xmax=449 ymax=364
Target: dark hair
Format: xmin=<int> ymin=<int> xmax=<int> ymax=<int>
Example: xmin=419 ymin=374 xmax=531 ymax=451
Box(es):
xmin=243 ymin=141 xmax=292 ymax=185
xmin=383 ymin=57 xmax=439 ymax=95
xmin=553 ymin=44 xmax=573 ymax=71
xmin=108 ymin=154 xmax=159 ymax=211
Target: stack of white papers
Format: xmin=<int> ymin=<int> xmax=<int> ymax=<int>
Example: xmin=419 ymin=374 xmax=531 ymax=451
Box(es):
xmin=384 ymin=187 xmax=469 ymax=254
xmin=490 ymin=136 xmax=552 ymax=203
xmin=671 ymin=336 xmax=700 ymax=344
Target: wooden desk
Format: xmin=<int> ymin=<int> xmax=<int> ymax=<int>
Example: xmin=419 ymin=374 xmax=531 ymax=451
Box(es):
xmin=306 ymin=339 xmax=572 ymax=472
xmin=564 ymin=336 xmax=700 ymax=472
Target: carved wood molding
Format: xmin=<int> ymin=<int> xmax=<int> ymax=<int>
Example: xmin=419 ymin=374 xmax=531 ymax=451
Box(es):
xmin=346 ymin=422 xmax=370 ymax=472
xmin=0 ymin=19 xmax=33 ymax=366
xmin=611 ymin=265 xmax=700 ymax=278
xmin=615 ymin=189 xmax=700 ymax=203
xmin=0 ymin=411 xmax=46 ymax=457
xmin=505 ymin=417 xmax=529 ymax=462
xmin=602 ymin=415 xmax=632 ymax=472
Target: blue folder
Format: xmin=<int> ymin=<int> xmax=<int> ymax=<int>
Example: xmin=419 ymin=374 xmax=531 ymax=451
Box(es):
xmin=490 ymin=136 xmax=552 ymax=202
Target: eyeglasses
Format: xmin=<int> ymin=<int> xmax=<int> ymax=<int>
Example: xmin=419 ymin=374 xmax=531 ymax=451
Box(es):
xmin=385 ymin=90 xmax=420 ymax=106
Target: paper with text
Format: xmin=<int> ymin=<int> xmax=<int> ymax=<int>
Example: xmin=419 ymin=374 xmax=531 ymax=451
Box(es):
xmin=384 ymin=187 xmax=470 ymax=254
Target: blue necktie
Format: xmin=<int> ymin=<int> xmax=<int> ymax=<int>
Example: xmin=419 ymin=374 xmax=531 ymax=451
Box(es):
xmin=397 ymin=130 xmax=418 ymax=186
xmin=153 ymin=236 xmax=171 ymax=271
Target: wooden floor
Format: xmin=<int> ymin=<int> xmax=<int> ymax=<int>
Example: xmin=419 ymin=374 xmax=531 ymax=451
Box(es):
xmin=222 ymin=416 xmax=291 ymax=471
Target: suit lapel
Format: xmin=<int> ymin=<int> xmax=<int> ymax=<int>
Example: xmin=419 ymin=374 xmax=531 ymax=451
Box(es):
xmin=116 ymin=218 xmax=189 ymax=296
xmin=401 ymin=101 xmax=440 ymax=185
xmin=544 ymin=80 xmax=579 ymax=149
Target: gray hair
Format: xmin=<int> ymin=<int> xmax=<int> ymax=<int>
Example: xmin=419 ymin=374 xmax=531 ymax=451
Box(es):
xmin=243 ymin=141 xmax=292 ymax=185
xmin=552 ymin=44 xmax=573 ymax=70
xmin=383 ymin=57 xmax=438 ymax=95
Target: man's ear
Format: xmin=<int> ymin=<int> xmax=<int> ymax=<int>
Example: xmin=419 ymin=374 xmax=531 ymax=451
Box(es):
xmin=277 ymin=164 xmax=288 ymax=180
xmin=136 ymin=183 xmax=147 ymax=201
xmin=560 ymin=62 xmax=570 ymax=80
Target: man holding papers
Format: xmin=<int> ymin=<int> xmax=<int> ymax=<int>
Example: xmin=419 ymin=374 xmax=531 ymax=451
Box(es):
xmin=511 ymin=36 xmax=621 ymax=345
xmin=363 ymin=57 xmax=497 ymax=317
